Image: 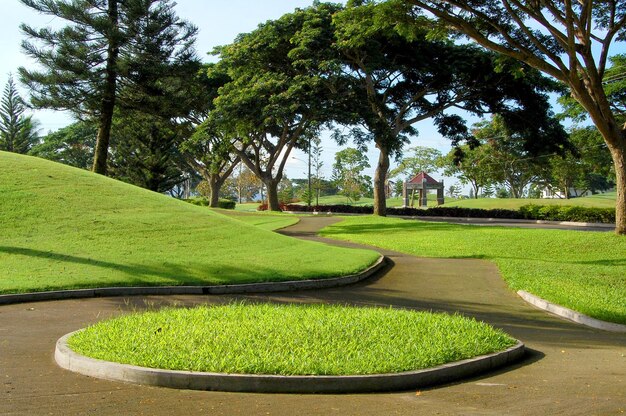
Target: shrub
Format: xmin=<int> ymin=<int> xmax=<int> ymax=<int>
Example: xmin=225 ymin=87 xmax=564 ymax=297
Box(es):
xmin=217 ymin=199 xmax=236 ymax=210
xmin=520 ymin=204 xmax=614 ymax=223
xmin=183 ymin=197 xmax=209 ymax=207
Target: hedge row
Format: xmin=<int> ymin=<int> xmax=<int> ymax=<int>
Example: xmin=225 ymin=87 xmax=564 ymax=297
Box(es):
xmin=518 ymin=204 xmax=615 ymax=224
xmin=269 ymin=203 xmax=614 ymax=224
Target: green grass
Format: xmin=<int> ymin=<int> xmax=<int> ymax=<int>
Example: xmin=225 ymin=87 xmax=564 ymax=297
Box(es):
xmin=0 ymin=152 xmax=379 ymax=294
xmin=320 ymin=216 xmax=626 ymax=325
xmin=68 ymin=303 xmax=516 ymax=376
xmin=210 ymin=209 xmax=299 ymax=231
xmin=442 ymin=192 xmax=616 ymax=210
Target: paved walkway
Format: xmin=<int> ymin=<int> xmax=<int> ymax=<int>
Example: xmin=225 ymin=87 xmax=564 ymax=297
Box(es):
xmin=1 ymin=217 xmax=624 ymax=415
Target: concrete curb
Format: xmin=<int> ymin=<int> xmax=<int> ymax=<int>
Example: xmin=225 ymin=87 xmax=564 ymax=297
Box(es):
xmin=0 ymin=255 xmax=386 ymax=306
xmin=55 ymin=333 xmax=525 ymax=393
xmin=517 ymin=290 xmax=626 ymax=333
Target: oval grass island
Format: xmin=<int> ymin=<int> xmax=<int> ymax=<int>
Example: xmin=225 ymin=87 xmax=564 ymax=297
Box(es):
xmin=56 ymin=303 xmax=524 ymax=393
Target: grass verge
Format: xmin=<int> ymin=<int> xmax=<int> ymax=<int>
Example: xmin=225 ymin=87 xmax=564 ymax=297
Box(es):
xmin=68 ymin=303 xmax=516 ymax=376
xmin=0 ymin=152 xmax=379 ymax=293
xmin=320 ymin=216 xmax=626 ymax=325
xmin=442 ymin=192 xmax=616 ymax=209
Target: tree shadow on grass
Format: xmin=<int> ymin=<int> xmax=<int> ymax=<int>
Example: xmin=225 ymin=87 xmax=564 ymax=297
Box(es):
xmin=0 ymin=245 xmax=323 ymax=291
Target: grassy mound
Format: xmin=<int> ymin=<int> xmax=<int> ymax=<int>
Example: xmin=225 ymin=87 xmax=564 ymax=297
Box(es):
xmin=321 ymin=216 xmax=626 ymax=325
xmin=0 ymin=152 xmax=379 ymax=294
xmin=68 ymin=303 xmax=516 ymax=375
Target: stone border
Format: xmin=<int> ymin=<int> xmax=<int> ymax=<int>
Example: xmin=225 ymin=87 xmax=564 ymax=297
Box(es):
xmin=0 ymin=255 xmax=385 ymax=306
xmin=55 ymin=333 xmax=524 ymax=393
xmin=517 ymin=290 xmax=626 ymax=333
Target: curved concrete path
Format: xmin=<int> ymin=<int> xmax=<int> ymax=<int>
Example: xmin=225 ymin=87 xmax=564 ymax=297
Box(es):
xmin=1 ymin=217 xmax=625 ymax=415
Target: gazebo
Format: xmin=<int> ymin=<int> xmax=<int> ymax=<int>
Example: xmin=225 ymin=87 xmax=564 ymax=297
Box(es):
xmin=403 ymin=172 xmax=444 ymax=207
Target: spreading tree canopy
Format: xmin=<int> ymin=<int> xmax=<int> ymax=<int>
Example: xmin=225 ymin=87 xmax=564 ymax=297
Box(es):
xmin=404 ymin=0 xmax=626 ymax=232
xmin=212 ymin=3 xmax=344 ymax=211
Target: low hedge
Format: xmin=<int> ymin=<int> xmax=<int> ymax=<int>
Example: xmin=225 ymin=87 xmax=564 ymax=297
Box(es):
xmin=275 ymin=203 xmax=614 ymax=224
xmin=518 ymin=204 xmax=614 ymax=223
xmin=184 ymin=198 xmax=236 ymax=209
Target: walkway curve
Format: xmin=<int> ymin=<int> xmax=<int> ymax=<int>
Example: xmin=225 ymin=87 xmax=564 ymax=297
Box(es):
xmin=1 ymin=216 xmax=625 ymax=416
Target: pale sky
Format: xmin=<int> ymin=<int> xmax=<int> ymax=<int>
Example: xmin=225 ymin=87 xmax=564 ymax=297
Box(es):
xmin=0 ymin=1 xmax=484 ymax=185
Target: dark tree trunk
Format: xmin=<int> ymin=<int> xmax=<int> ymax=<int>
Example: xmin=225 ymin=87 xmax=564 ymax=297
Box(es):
xmin=92 ymin=0 xmax=119 ymax=175
xmin=609 ymin=142 xmax=626 ymax=235
xmin=373 ymin=148 xmax=390 ymax=216
xmin=208 ymin=176 xmax=224 ymax=208
xmin=265 ymin=179 xmax=281 ymax=211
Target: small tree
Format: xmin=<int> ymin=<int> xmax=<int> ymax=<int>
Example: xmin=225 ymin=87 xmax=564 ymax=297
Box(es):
xmin=332 ymin=147 xmax=372 ymax=203
xmin=391 ymin=146 xmax=443 ymax=179
xmin=0 ymin=75 xmax=39 ymax=154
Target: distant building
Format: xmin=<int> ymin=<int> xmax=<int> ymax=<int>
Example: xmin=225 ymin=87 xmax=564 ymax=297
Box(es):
xmin=403 ymin=172 xmax=444 ymax=207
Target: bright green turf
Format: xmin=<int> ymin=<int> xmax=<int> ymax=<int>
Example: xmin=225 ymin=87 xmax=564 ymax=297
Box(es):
xmin=210 ymin=209 xmax=299 ymax=230
xmin=0 ymin=152 xmax=379 ymax=294
xmin=442 ymin=192 xmax=616 ymax=209
xmin=320 ymin=216 xmax=626 ymax=325
xmin=68 ymin=303 xmax=516 ymax=375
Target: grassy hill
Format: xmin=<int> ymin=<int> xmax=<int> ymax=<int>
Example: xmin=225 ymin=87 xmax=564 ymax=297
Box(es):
xmin=442 ymin=192 xmax=616 ymax=210
xmin=0 ymin=152 xmax=378 ymax=294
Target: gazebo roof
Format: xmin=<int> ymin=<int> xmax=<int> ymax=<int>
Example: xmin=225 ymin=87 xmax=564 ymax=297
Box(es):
xmin=407 ymin=171 xmax=440 ymax=185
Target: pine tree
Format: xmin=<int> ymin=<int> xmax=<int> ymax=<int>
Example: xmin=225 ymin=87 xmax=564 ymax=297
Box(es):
xmin=19 ymin=0 xmax=197 ymax=175
xmin=0 ymin=75 xmax=39 ymax=154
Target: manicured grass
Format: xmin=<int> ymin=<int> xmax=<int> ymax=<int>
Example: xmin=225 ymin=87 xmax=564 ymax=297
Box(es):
xmin=211 ymin=209 xmax=299 ymax=231
xmin=68 ymin=303 xmax=516 ymax=376
xmin=0 ymin=152 xmax=379 ymax=294
xmin=320 ymin=216 xmax=626 ymax=325
xmin=442 ymin=192 xmax=616 ymax=209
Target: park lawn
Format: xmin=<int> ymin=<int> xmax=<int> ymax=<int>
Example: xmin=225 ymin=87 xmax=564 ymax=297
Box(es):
xmin=0 ymin=152 xmax=379 ymax=294
xmin=69 ymin=303 xmax=516 ymax=375
xmin=320 ymin=216 xmax=626 ymax=325
xmin=211 ymin=208 xmax=299 ymax=231
xmin=442 ymin=192 xmax=616 ymax=210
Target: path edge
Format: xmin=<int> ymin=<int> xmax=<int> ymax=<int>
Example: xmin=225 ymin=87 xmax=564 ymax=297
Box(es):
xmin=55 ymin=333 xmax=525 ymax=394
xmin=0 ymin=255 xmax=385 ymax=306
xmin=517 ymin=290 xmax=626 ymax=333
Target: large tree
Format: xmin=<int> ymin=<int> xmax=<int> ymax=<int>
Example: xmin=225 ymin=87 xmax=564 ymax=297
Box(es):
xmin=212 ymin=4 xmax=342 ymax=211
xmin=327 ymin=1 xmax=567 ymax=215
xmin=332 ymin=147 xmax=373 ymax=203
xmin=0 ymin=75 xmax=39 ymax=154
xmin=19 ymin=0 xmax=196 ymax=176
xmin=405 ymin=0 xmax=626 ymax=232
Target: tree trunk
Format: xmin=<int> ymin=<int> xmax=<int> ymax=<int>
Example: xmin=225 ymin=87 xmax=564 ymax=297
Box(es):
xmin=92 ymin=0 xmax=119 ymax=175
xmin=209 ymin=177 xmax=222 ymax=208
xmin=265 ymin=180 xmax=281 ymax=211
xmin=609 ymin=144 xmax=626 ymax=235
xmin=373 ymin=148 xmax=390 ymax=216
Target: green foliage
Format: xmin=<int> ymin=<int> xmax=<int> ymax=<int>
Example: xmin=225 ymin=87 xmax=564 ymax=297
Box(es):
xmin=0 ymin=75 xmax=39 ymax=154
xmin=332 ymin=147 xmax=372 ymax=202
xmin=519 ymin=205 xmax=615 ymax=224
xmin=217 ymin=199 xmax=236 ymax=210
xmin=211 ymin=4 xmax=342 ymax=211
xmin=29 ymin=121 xmax=96 ymax=169
xmin=543 ymin=126 xmax=614 ymax=197
xmin=0 ymin=152 xmax=379 ymax=293
xmin=391 ymin=146 xmax=443 ymax=179
xmin=19 ymin=0 xmax=199 ymax=174
xmin=69 ymin=303 xmax=515 ymax=375
xmin=321 ymin=216 xmax=626 ymax=324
